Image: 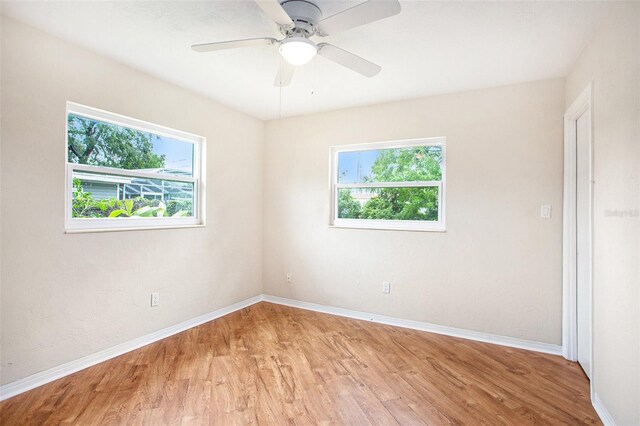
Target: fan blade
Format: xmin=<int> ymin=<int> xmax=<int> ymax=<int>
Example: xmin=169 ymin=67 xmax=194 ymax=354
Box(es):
xmin=192 ymin=37 xmax=277 ymax=52
xmin=274 ymin=61 xmax=296 ymax=87
xmin=317 ymin=43 xmax=381 ymax=77
xmin=255 ymin=0 xmax=294 ymax=27
xmin=316 ymin=0 xmax=400 ymax=36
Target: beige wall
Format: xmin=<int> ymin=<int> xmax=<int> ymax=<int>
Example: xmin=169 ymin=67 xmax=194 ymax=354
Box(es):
xmin=565 ymin=3 xmax=640 ymax=424
xmin=0 ymin=17 xmax=264 ymax=384
xmin=263 ymin=78 xmax=565 ymax=345
xmin=0 ymin=16 xmax=3 ymax=376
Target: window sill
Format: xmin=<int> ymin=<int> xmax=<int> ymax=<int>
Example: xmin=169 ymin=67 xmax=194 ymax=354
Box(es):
xmin=330 ymin=222 xmax=446 ymax=233
xmin=65 ymin=224 xmax=205 ymax=234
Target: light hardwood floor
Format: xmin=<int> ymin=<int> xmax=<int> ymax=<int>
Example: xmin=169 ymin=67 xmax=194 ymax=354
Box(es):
xmin=0 ymin=302 xmax=600 ymax=425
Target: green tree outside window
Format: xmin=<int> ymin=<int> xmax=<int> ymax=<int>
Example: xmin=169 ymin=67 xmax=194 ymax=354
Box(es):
xmin=337 ymin=146 xmax=442 ymax=222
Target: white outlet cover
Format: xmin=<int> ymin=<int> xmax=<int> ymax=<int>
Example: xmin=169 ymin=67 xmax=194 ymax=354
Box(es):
xmin=383 ymin=281 xmax=391 ymax=294
xmin=151 ymin=292 xmax=160 ymax=307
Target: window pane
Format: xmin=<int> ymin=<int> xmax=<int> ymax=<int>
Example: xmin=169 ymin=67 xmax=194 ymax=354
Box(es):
xmin=338 ymin=145 xmax=442 ymax=184
xmin=337 ymin=187 xmax=439 ymax=221
xmin=67 ymin=113 xmax=194 ymax=177
xmin=72 ymin=171 xmax=194 ymax=218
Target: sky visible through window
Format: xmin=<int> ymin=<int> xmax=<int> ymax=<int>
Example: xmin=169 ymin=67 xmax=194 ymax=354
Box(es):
xmin=338 ymin=149 xmax=380 ymax=184
xmin=152 ymin=136 xmax=193 ymax=173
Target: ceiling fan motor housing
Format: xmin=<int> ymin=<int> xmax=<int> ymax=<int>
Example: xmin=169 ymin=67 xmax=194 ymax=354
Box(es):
xmin=191 ymin=0 xmax=399 ymax=83
xmin=280 ymin=0 xmax=323 ymax=36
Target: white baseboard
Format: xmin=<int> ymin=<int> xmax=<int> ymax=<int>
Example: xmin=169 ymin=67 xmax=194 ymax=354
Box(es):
xmin=1 ymin=293 xmax=564 ymax=402
xmin=0 ymin=295 xmax=263 ymax=401
xmin=592 ymin=393 xmax=616 ymax=426
xmin=262 ymin=294 xmax=563 ymax=356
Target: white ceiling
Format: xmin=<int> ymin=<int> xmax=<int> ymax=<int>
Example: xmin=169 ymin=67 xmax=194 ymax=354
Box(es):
xmin=2 ymin=1 xmax=611 ymax=120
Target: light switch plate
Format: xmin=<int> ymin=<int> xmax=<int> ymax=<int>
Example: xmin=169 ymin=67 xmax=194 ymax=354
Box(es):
xmin=540 ymin=205 xmax=552 ymax=219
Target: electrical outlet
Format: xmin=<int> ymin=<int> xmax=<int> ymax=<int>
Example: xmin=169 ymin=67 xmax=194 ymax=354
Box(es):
xmin=151 ymin=292 xmax=160 ymax=307
xmin=286 ymin=272 xmax=292 ymax=283
xmin=382 ymin=281 xmax=391 ymax=294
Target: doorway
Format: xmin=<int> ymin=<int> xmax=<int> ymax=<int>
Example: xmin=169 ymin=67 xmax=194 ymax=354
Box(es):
xmin=562 ymin=83 xmax=593 ymax=381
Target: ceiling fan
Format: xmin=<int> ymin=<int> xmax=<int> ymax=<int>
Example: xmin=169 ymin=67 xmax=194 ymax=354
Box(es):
xmin=191 ymin=0 xmax=401 ymax=87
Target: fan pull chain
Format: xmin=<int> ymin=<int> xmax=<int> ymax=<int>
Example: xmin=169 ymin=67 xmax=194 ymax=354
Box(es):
xmin=279 ymin=72 xmax=283 ymax=119
xmin=278 ymin=57 xmax=283 ymax=119
xmin=310 ymin=59 xmax=315 ymax=96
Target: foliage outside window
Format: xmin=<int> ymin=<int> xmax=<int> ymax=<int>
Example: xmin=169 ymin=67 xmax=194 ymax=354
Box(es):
xmin=65 ymin=102 xmax=204 ymax=232
xmin=330 ymin=138 xmax=445 ymax=231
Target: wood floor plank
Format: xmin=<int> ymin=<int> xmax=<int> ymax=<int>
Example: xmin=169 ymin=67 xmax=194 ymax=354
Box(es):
xmin=0 ymin=302 xmax=600 ymax=425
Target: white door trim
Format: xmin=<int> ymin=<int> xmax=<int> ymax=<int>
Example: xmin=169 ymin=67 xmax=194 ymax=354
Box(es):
xmin=562 ymin=82 xmax=594 ymax=382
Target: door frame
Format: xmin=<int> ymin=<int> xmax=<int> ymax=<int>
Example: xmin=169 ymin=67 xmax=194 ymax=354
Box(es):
xmin=562 ymin=82 xmax=594 ymax=384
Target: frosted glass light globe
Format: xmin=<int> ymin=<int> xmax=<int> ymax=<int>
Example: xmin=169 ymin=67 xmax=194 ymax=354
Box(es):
xmin=279 ymin=37 xmax=317 ymax=66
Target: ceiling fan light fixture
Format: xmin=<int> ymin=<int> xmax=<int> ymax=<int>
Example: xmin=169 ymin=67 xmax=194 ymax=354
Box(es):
xmin=279 ymin=36 xmax=317 ymax=66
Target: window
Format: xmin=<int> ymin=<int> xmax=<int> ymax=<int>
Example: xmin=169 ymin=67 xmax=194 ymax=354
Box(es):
xmin=65 ymin=102 xmax=205 ymax=232
xmin=330 ymin=137 xmax=445 ymax=231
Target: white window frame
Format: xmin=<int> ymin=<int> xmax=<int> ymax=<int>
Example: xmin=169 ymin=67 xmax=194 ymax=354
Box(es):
xmin=65 ymin=102 xmax=206 ymax=233
xmin=330 ymin=137 xmax=446 ymax=232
